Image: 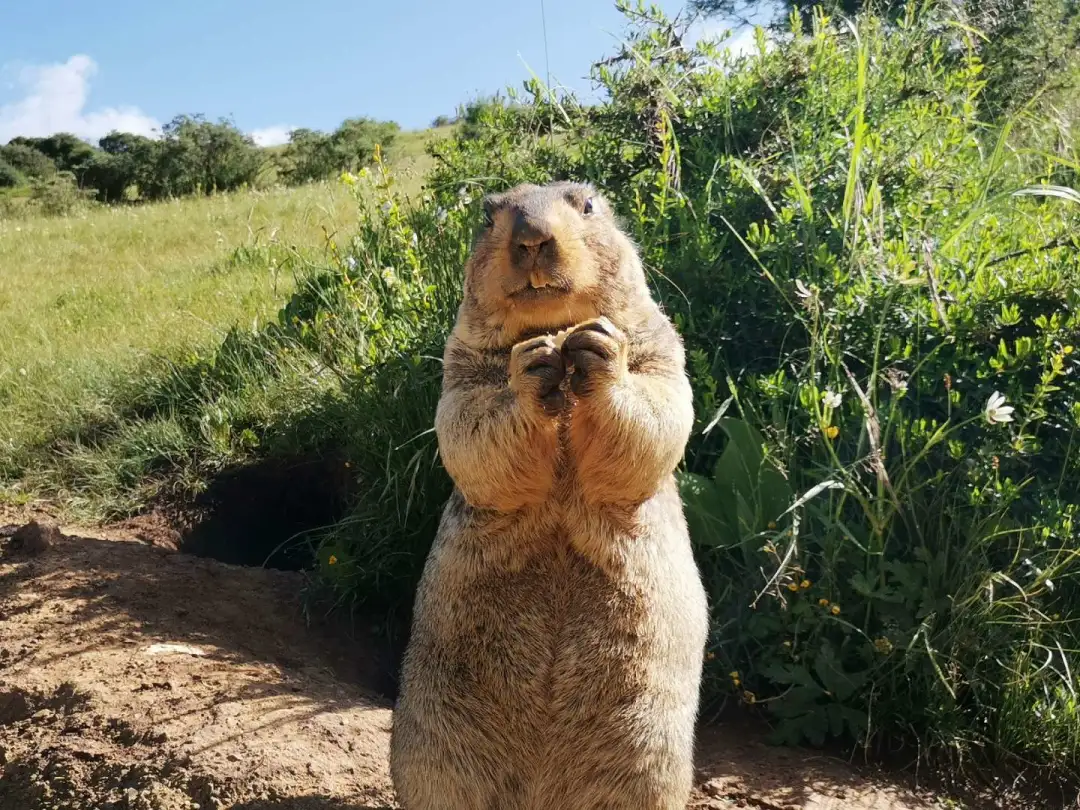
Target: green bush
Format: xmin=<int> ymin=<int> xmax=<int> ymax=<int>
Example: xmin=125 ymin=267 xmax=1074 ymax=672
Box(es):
xmin=12 ymin=0 xmax=1080 ymax=788
xmin=7 ymin=134 xmax=94 ymax=178
xmin=0 ymin=159 xmax=24 ymax=189
xmin=27 ymin=171 xmax=95 ymax=217
xmin=0 ymin=143 xmax=57 ymax=181
xmin=279 ymin=118 xmax=400 ymax=185
xmin=140 ymin=115 xmax=263 ymax=199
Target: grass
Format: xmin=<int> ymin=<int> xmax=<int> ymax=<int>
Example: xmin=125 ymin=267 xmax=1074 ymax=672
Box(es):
xmin=385 ymin=123 xmax=457 ymax=178
xmin=0 ymin=130 xmax=439 ymax=498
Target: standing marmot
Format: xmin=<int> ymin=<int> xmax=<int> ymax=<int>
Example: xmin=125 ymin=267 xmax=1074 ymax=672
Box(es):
xmin=389 ymin=181 xmax=709 ymax=809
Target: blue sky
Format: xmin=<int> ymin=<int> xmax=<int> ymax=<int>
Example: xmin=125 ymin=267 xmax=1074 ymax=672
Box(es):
xmin=0 ymin=1 xmax=772 ymax=145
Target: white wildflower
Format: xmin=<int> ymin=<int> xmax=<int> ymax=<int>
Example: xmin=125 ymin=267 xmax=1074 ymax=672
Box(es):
xmin=822 ymin=390 xmax=842 ymax=409
xmin=795 ymin=279 xmax=813 ymax=299
xmin=985 ymin=391 xmax=1015 ymax=424
xmin=435 ymin=207 xmax=448 ymax=224
xmin=380 ymin=201 xmax=393 ymax=215
xmin=381 ymin=268 xmax=398 ymax=288
xmin=411 ymin=231 xmax=419 ymax=247
xmin=345 ymin=256 xmax=358 ymax=271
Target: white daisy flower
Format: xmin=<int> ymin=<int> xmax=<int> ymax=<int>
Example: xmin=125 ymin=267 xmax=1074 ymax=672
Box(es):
xmin=985 ymin=392 xmax=1015 ymax=424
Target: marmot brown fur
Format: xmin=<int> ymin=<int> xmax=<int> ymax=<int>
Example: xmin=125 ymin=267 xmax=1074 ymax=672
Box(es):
xmin=389 ymin=181 xmax=709 ymax=809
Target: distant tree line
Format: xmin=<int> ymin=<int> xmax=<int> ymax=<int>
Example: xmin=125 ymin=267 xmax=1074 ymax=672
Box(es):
xmin=0 ymin=114 xmax=400 ymax=204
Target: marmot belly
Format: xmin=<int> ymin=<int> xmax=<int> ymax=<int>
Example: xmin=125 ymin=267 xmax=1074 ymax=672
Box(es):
xmin=391 ymin=492 xmax=707 ymax=809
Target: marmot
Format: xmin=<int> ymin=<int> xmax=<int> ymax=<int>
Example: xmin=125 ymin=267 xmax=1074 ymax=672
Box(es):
xmin=389 ymin=181 xmax=709 ymax=809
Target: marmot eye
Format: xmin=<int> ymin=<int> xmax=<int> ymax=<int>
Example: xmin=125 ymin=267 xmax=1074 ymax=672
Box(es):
xmin=583 ymin=197 xmax=594 ymax=215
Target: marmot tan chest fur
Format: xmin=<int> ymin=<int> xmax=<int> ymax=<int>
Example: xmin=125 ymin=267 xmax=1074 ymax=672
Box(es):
xmin=389 ymin=181 xmax=709 ymax=810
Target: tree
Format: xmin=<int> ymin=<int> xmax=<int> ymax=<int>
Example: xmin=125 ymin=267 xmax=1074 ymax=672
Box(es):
xmin=80 ymin=131 xmax=162 ymax=202
xmin=0 ymin=143 xmax=57 ymax=180
xmin=332 ymin=117 xmax=399 ymax=169
xmin=8 ymin=133 xmax=96 ymax=178
xmin=139 ymin=115 xmax=262 ymax=199
xmin=280 ymin=128 xmax=337 ymax=184
xmin=0 ymin=158 xmax=24 ymax=189
xmin=280 ymin=118 xmax=399 ymax=185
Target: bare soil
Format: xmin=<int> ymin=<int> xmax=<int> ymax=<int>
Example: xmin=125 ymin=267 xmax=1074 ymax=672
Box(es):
xmin=0 ymin=513 xmax=977 ymax=810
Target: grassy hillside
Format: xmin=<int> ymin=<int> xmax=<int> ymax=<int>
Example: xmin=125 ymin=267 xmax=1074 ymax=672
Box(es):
xmin=0 ymin=130 xmax=442 ymax=503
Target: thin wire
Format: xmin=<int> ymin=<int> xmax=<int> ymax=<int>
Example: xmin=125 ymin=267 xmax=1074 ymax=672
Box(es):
xmin=540 ymin=0 xmax=553 ymax=145
xmin=540 ymin=0 xmax=551 ymax=92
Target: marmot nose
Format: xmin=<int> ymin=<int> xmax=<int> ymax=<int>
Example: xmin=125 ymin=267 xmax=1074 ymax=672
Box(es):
xmin=512 ymin=211 xmax=555 ymax=253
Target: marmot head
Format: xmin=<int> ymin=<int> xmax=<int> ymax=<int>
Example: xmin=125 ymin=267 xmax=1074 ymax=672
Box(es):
xmin=457 ymin=181 xmax=647 ymax=347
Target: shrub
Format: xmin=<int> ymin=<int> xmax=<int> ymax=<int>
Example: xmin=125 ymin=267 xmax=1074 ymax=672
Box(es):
xmin=280 ymin=118 xmax=400 ymax=185
xmin=0 ymin=159 xmax=24 ymax=189
xmin=27 ymin=171 xmax=94 ymax=216
xmin=6 ymin=133 xmax=95 ymax=178
xmin=0 ymin=143 xmax=57 ymax=181
xmin=139 ymin=115 xmax=263 ymax=199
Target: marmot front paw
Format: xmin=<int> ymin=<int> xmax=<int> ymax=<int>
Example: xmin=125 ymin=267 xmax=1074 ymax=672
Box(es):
xmin=562 ymin=317 xmax=628 ymax=396
xmin=510 ymin=334 xmax=566 ymax=415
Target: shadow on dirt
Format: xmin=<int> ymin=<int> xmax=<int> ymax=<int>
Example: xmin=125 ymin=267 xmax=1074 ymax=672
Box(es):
xmin=691 ymin=720 xmax=941 ymax=810
xmin=0 ymin=530 xmax=399 ymax=701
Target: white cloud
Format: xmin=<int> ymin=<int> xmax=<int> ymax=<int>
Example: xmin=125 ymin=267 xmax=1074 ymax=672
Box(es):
xmin=688 ymin=19 xmax=763 ymax=57
xmin=0 ymin=55 xmax=160 ymax=144
xmin=249 ymin=125 xmax=295 ymax=147
xmin=687 ymin=0 xmax=784 ymax=58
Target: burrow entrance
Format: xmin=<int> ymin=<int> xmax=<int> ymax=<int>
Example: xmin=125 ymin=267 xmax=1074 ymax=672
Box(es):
xmin=178 ymin=451 xmax=355 ymax=571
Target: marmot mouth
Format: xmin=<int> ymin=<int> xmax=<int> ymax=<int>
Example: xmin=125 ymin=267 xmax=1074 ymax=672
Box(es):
xmin=508 ymin=283 xmax=572 ymax=302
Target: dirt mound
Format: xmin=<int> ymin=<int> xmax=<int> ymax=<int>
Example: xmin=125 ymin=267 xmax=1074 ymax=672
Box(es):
xmin=0 ymin=518 xmax=981 ymax=809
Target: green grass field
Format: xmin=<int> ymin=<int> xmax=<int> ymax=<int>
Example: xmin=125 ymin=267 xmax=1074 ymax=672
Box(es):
xmin=0 ymin=128 xmax=445 ymax=499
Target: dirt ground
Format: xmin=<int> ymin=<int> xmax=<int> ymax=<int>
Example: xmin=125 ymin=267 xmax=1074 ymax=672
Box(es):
xmin=0 ymin=514 xmax=984 ymax=810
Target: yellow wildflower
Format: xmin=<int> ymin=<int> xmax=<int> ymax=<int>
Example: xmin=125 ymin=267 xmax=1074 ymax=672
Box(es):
xmin=1065 ymin=346 xmax=1075 ymax=355
xmin=825 ymin=425 xmax=839 ymax=440
xmin=767 ymin=521 xmax=777 ymax=530
xmin=830 ymin=605 xmax=841 ymax=615
xmin=787 ymin=582 xmax=799 ymax=592
xmin=873 ymin=637 xmax=893 ymax=654
xmin=783 ymin=640 xmax=792 ymax=648
xmin=328 ymin=555 xmax=338 ymax=566
xmin=818 ymin=598 xmax=830 ymax=607
xmin=800 ymin=579 xmax=811 ymax=589
xmin=705 ymin=651 xmax=716 ymax=661
xmin=743 ymin=691 xmax=757 ymax=704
